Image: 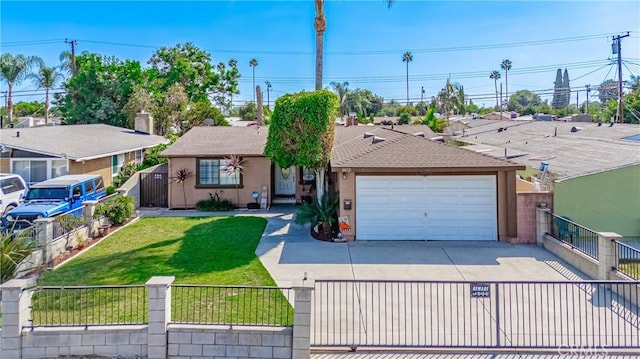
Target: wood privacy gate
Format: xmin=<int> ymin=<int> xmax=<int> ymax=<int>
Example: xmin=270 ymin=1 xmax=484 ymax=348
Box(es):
xmin=311 ymin=280 xmax=640 ymax=350
xmin=139 ymin=172 xmax=168 ymax=207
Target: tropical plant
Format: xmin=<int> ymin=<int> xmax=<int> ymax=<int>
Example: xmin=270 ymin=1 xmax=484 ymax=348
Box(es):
xmin=422 ymin=106 xmax=447 ymax=132
xmin=28 ymin=64 xmax=63 ymax=123
xmin=264 ymin=90 xmax=339 ymax=200
xmin=172 ymin=168 xmax=193 ymax=209
xmin=0 ymin=54 xmax=44 ymax=123
xmin=398 ymin=111 xmax=411 ymax=125
xmin=489 ymin=70 xmax=501 ymax=109
xmin=436 ymin=79 xmax=463 ymax=120
xmin=295 ymin=192 xmax=339 ymax=239
xmin=330 ymin=81 xmax=349 ymax=118
xmin=501 ymin=59 xmax=512 ymax=103
xmin=1 ymin=229 xmax=35 ymax=283
xmin=94 ymin=196 xmax=135 ymax=225
xmin=402 ymin=51 xmax=413 ymax=105
xmin=250 ymin=58 xmax=258 ymax=102
xmin=223 ymin=154 xmax=245 ymax=207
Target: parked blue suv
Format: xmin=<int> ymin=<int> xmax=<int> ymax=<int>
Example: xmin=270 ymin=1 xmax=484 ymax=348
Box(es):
xmin=2 ymin=174 xmax=106 ymax=229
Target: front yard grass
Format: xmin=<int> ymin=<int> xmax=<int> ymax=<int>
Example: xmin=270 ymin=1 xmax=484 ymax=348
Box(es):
xmin=33 ymin=216 xmax=293 ymax=326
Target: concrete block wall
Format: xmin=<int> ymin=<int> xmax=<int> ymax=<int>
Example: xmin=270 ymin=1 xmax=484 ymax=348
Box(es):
xmin=515 ymin=192 xmax=552 ymax=244
xmin=168 ymin=325 xmax=292 ymax=359
xmin=20 ymin=326 xmax=147 ymax=359
xmin=542 ymin=234 xmax=600 ymax=279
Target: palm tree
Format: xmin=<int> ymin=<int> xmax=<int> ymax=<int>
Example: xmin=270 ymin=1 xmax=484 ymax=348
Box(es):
xmin=330 ymin=81 xmax=349 ymax=118
xmin=489 ymin=70 xmax=501 ymax=109
xmin=314 ymin=0 xmax=394 ymax=90
xmin=0 ymin=54 xmax=43 ymax=124
xmin=436 ymin=79 xmax=462 ymax=121
xmin=223 ymin=154 xmax=245 ymax=207
xmin=28 ymin=65 xmax=63 ymax=123
xmin=59 ymin=51 xmax=73 ymax=77
xmin=402 ymin=51 xmax=413 ymax=105
xmin=249 ymin=58 xmax=258 ymax=103
xmin=500 ymin=59 xmax=512 ymax=104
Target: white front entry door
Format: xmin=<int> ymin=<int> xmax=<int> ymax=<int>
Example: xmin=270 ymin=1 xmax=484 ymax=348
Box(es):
xmin=274 ymin=165 xmax=296 ymax=203
xmin=355 ymin=175 xmax=497 ymax=241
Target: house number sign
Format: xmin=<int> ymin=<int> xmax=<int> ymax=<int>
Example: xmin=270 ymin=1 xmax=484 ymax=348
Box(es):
xmin=470 ymin=283 xmax=490 ymax=298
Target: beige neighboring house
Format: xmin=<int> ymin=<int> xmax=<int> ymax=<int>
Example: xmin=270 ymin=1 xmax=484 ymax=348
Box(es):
xmin=0 ymin=115 xmax=167 ymax=187
xmin=161 ymin=124 xmax=524 ymax=243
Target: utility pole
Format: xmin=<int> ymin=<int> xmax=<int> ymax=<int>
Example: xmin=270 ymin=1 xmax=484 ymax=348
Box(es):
xmin=421 ymin=86 xmax=424 ymax=103
xmin=613 ymin=32 xmax=629 ymax=123
xmin=585 ymin=85 xmax=590 ymax=115
xmin=65 ymin=38 xmax=78 ymax=76
xmin=499 ymin=83 xmax=503 ymax=120
xmin=576 ymin=91 xmax=579 ymax=113
xmin=264 ymin=81 xmax=272 ymax=110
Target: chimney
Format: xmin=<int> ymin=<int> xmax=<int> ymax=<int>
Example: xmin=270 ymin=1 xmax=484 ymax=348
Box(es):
xmin=134 ymin=111 xmax=154 ymax=135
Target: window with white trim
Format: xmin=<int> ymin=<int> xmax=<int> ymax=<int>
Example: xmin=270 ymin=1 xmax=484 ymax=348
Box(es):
xmin=135 ymin=149 xmax=144 ymax=164
xmin=112 ymin=154 xmax=125 ymax=177
xmin=197 ymin=158 xmax=240 ymax=186
xmin=11 ymin=158 xmax=68 ymax=184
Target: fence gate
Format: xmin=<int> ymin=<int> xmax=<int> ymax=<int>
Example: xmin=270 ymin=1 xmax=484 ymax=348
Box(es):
xmin=139 ymin=172 xmax=168 ymax=207
xmin=311 ymin=280 xmax=640 ymax=350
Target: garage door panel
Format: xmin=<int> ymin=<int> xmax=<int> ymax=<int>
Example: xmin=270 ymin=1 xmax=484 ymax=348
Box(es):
xmin=356 ymin=175 xmax=496 ymax=241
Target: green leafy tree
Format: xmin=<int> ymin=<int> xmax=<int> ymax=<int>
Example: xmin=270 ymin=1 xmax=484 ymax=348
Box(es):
xmin=563 ymin=69 xmax=571 ymax=109
xmin=629 ymin=75 xmax=640 ymax=91
xmin=238 ymin=102 xmax=257 ymax=121
xmin=179 ymin=101 xmax=228 ymax=134
xmin=264 ymin=90 xmax=339 ymax=200
xmin=58 ymin=53 xmax=145 ymax=127
xmin=122 ymin=86 xmax=156 ymax=128
xmin=402 ymin=51 xmax=413 ymax=104
xmin=211 ymin=60 xmax=240 ymax=111
xmin=552 ymin=69 xmax=564 ymax=109
xmin=12 ymin=101 xmax=45 ymax=117
xmin=500 ymin=59 xmax=512 ymax=103
xmin=398 ymin=111 xmax=411 ymax=125
xmin=0 ymin=54 xmax=44 ymax=124
xmin=508 ymin=90 xmax=542 ymax=114
xmin=598 ymin=79 xmax=619 ymax=103
xmin=489 ymin=70 xmax=501 ymax=109
xmin=422 ymin=106 xmax=447 ymax=132
xmin=330 ymin=81 xmax=349 ymax=118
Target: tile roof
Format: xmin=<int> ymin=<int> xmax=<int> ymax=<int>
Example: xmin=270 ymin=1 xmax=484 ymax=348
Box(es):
xmin=0 ymin=124 xmax=167 ymax=161
xmin=459 ymin=119 xmax=640 ymax=178
xmin=160 ymin=125 xmax=268 ymax=157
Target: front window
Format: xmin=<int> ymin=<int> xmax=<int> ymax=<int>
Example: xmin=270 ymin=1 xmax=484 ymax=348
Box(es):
xmin=112 ymin=154 xmax=125 ymax=177
xmin=26 ymin=187 xmax=69 ymax=200
xmin=135 ymin=149 xmax=144 ymax=164
xmin=197 ymin=159 xmax=240 ymax=186
xmin=11 ymin=159 xmax=68 ymax=184
xmin=51 ymin=160 xmax=69 ymax=178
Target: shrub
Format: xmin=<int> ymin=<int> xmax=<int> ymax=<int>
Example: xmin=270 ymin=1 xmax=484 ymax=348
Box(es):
xmin=1 ymin=230 xmax=35 ymax=283
xmin=398 ymin=112 xmax=411 ymax=125
xmin=95 ymin=196 xmax=135 ymax=225
xmin=113 ymin=163 xmax=137 ymax=188
xmin=106 ymin=186 xmax=116 ymax=196
xmin=295 ymin=192 xmax=339 ymax=238
xmin=195 ymin=192 xmax=234 ymax=211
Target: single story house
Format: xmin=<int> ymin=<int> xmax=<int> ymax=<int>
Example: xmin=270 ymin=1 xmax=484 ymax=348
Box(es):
xmin=0 ymin=113 xmax=167 ymax=187
xmin=161 ymin=124 xmax=524 ymax=242
xmin=459 ymin=119 xmax=640 ymax=238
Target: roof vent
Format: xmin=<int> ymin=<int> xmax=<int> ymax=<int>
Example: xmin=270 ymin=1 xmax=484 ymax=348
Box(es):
xmin=372 ymin=136 xmax=385 ymax=144
xmin=413 ymin=132 xmax=425 ymax=137
xmin=363 ymin=132 xmax=374 ymax=139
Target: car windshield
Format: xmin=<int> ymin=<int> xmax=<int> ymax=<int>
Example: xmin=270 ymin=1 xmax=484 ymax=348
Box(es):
xmin=26 ymin=187 xmax=68 ymax=200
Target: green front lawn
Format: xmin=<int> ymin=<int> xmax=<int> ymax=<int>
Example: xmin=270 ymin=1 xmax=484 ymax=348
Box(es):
xmin=34 ymin=216 xmax=293 ymax=326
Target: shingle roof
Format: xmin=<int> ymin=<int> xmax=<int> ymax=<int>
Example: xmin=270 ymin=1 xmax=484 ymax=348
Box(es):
xmin=331 ymin=127 xmax=523 ymax=170
xmin=160 ymin=125 xmax=268 ymax=157
xmin=0 ymin=124 xmax=167 ymax=161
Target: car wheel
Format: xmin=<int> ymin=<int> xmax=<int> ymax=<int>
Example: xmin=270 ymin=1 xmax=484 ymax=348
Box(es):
xmin=3 ymin=205 xmax=16 ymax=217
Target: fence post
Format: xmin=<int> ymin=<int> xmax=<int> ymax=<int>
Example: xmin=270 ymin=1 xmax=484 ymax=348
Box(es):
xmin=146 ymin=276 xmax=174 ymax=359
xmin=33 ymin=217 xmax=55 ymax=265
xmin=1 ymin=279 xmax=32 ymax=359
xmin=535 ymin=207 xmax=551 ymax=247
xmin=598 ymin=232 xmax=622 ymax=280
xmin=82 ymin=200 xmax=99 ymax=238
xmin=292 ymin=280 xmax=314 ymax=359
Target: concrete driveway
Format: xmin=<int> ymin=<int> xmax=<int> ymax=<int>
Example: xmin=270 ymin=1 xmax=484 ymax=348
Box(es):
xmin=255 ymin=206 xmax=590 ymax=287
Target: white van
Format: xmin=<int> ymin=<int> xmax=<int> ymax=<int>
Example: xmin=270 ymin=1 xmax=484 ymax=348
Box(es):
xmin=0 ymin=173 xmax=28 ymax=216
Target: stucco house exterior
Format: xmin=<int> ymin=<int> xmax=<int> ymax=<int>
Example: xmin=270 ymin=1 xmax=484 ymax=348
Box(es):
xmin=161 ymin=124 xmax=524 ymax=242
xmin=0 ymin=114 xmax=167 ymax=187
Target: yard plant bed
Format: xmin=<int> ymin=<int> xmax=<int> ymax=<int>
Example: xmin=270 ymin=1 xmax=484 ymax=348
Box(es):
xmin=33 ymin=216 xmax=293 ymax=326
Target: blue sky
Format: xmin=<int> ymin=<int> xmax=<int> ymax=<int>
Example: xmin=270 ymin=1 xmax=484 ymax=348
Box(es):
xmin=1 ymin=1 xmax=639 ymax=108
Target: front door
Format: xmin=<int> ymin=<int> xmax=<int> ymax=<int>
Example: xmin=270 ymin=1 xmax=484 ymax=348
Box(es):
xmin=274 ymin=165 xmax=296 ymax=203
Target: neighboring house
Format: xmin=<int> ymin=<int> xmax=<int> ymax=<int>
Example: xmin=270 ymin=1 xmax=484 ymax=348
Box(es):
xmin=0 ymin=114 xmax=167 ymax=187
xmin=459 ymin=119 xmax=640 ymax=238
xmin=161 ymin=124 xmax=524 ymax=242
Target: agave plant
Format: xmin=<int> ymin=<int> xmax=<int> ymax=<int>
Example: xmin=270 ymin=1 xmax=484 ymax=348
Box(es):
xmin=295 ymin=192 xmax=339 ymax=238
xmin=1 ymin=229 xmax=36 ymax=283
xmin=172 ymin=168 xmax=193 ymax=209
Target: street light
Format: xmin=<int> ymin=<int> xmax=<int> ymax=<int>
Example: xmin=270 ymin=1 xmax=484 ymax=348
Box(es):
xmin=265 ymin=81 xmax=272 ymax=110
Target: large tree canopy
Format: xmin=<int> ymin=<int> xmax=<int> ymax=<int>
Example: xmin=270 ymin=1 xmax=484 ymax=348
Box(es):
xmin=264 ymin=90 xmax=338 ymax=198
xmin=508 ymin=89 xmax=542 ymax=114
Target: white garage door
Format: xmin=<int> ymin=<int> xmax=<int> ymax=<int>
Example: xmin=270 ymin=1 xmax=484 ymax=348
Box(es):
xmin=355 ymin=175 xmax=497 ymax=241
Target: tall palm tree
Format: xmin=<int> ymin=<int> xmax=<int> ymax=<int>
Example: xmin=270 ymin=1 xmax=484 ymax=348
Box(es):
xmin=28 ymin=65 xmax=63 ymax=124
xmin=436 ymin=79 xmax=462 ymax=121
xmin=402 ymin=51 xmax=413 ymax=105
xmin=249 ymin=58 xmax=258 ymax=103
xmin=314 ymin=0 xmax=394 ymax=90
xmin=500 ymin=59 xmax=512 ymax=104
xmin=489 ymin=70 xmax=501 ymax=109
xmin=330 ymin=81 xmax=349 ymax=118
xmin=0 ymin=54 xmax=43 ymax=124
